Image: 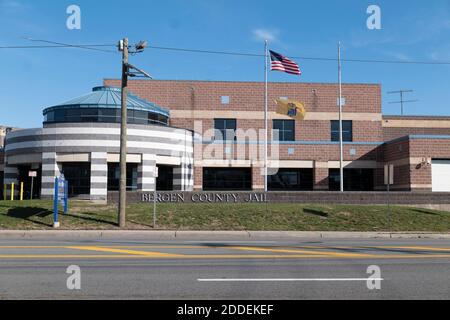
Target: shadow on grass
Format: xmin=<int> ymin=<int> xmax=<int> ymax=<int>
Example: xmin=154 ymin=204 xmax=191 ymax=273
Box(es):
xmin=62 ymin=212 xmax=117 ymax=227
xmin=410 ymin=208 xmax=441 ymax=216
xmin=6 ymin=207 xmax=117 ymax=228
xmin=303 ymin=208 xmax=328 ymax=219
xmin=7 ymin=207 xmax=53 ymax=227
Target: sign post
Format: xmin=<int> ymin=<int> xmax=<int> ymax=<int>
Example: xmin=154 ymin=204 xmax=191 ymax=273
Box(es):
xmin=29 ymin=171 xmax=37 ymax=200
xmin=153 ymin=167 xmax=159 ymax=229
xmin=53 ymin=177 xmax=60 ymax=228
xmin=384 ymin=164 xmax=394 ymax=232
xmin=53 ymin=175 xmax=69 ymax=228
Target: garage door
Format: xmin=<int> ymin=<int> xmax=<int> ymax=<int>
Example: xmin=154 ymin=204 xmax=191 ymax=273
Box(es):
xmin=432 ymin=160 xmax=450 ymax=192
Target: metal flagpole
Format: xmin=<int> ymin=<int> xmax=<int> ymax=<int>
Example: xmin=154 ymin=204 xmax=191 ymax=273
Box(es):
xmin=338 ymin=42 xmax=344 ymax=193
xmin=264 ymin=40 xmax=269 ymax=193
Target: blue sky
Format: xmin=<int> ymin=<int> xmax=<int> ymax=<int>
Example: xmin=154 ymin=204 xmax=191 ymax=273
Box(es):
xmin=1 ymin=0 xmax=450 ymax=128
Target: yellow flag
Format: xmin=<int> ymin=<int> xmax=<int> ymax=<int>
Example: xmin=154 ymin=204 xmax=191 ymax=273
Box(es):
xmin=274 ymin=99 xmax=306 ymax=121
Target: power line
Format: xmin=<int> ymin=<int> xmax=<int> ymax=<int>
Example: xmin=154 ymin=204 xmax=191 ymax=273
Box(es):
xmin=0 ymin=44 xmax=115 ymax=49
xmin=23 ymin=37 xmax=117 ymax=53
xmin=2 ymin=40 xmax=450 ymax=65
xmin=146 ymin=45 xmax=450 ymax=65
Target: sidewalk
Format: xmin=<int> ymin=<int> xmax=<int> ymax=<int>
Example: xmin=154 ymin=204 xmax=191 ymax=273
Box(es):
xmin=0 ymin=230 xmax=449 ymax=240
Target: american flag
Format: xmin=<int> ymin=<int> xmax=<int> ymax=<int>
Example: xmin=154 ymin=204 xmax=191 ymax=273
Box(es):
xmin=270 ymin=50 xmax=301 ymax=75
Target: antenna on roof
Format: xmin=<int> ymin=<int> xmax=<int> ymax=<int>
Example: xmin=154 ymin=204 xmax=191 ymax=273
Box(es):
xmin=387 ymin=90 xmax=419 ymax=115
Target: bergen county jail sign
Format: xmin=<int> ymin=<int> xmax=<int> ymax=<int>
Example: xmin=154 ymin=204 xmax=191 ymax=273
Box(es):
xmin=142 ymin=192 xmax=268 ymax=204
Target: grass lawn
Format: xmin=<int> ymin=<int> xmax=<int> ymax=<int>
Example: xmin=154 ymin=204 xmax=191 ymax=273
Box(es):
xmin=0 ymin=200 xmax=449 ymax=232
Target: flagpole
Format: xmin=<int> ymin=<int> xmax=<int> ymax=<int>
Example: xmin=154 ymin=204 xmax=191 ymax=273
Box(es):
xmin=338 ymin=41 xmax=344 ymax=193
xmin=264 ymin=40 xmax=269 ymax=193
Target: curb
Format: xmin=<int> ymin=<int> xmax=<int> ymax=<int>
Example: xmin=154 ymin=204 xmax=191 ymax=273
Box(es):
xmin=0 ymin=230 xmax=449 ymax=240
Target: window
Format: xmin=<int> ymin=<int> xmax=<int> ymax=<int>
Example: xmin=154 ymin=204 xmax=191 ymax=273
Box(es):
xmin=156 ymin=166 xmax=174 ymax=191
xmin=61 ymin=163 xmax=91 ymax=196
xmin=214 ymin=119 xmax=236 ymax=141
xmin=43 ymin=107 xmax=169 ymax=126
xmin=273 ymin=120 xmax=295 ymax=142
xmin=203 ymin=168 xmax=252 ymax=191
xmin=107 ymin=163 xmax=138 ymax=191
xmin=54 ymin=109 xmax=66 ymax=122
xmin=268 ymin=169 xmax=313 ymax=191
xmin=99 ymin=109 xmax=118 ymax=122
xmin=331 ymin=120 xmax=353 ymax=142
xmin=329 ymin=169 xmax=374 ymax=191
xmin=81 ymin=108 xmax=99 ymax=122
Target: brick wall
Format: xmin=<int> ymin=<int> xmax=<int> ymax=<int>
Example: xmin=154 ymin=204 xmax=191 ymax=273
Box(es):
xmin=102 ymin=79 xmax=450 ymax=192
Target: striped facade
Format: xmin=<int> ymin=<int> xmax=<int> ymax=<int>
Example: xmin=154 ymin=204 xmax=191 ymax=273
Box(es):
xmin=4 ymin=123 xmax=194 ymax=201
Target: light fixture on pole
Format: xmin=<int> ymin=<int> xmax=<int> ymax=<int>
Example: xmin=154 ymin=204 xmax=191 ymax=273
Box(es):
xmin=117 ymin=38 xmax=152 ymax=228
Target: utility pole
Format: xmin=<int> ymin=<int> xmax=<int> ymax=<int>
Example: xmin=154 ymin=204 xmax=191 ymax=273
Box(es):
xmin=264 ymin=40 xmax=268 ymax=193
xmin=119 ymin=38 xmax=129 ymax=228
xmin=388 ymin=90 xmax=419 ymax=115
xmin=117 ymin=38 xmax=152 ymax=228
xmin=338 ymin=42 xmax=344 ymax=193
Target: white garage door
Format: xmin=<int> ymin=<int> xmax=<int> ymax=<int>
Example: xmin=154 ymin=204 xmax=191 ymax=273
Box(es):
xmin=432 ymin=160 xmax=450 ymax=192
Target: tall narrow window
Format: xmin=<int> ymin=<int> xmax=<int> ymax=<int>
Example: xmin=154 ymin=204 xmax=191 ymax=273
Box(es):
xmin=273 ymin=120 xmax=295 ymax=142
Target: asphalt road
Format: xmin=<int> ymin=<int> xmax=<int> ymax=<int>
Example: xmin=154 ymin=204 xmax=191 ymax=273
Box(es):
xmin=0 ymin=237 xmax=449 ymax=300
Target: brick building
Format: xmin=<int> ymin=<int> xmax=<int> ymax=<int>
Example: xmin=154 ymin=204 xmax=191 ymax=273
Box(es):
xmin=2 ymin=80 xmax=450 ymax=200
xmin=104 ymin=79 xmax=450 ymax=193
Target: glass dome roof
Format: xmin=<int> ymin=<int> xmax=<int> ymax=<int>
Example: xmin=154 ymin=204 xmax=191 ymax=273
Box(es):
xmin=42 ymin=86 xmax=170 ymax=126
xmin=43 ymin=86 xmax=169 ymax=117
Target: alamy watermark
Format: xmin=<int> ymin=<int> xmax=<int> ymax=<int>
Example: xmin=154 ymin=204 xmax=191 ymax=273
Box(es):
xmin=66 ymin=5 xmax=81 ymax=30
xmin=367 ymin=5 xmax=382 ymax=30
xmin=367 ymin=265 xmax=382 ymax=290
xmin=66 ymin=265 xmax=81 ymax=290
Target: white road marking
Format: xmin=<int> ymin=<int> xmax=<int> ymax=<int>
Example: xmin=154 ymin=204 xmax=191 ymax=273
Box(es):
xmin=198 ymin=278 xmax=384 ymax=282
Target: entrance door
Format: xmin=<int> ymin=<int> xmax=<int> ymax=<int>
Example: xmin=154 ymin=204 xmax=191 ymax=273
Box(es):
xmin=156 ymin=166 xmax=174 ymax=191
xmin=61 ymin=163 xmax=91 ymax=196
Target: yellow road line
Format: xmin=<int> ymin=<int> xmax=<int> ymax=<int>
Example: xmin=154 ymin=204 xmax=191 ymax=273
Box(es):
xmin=0 ymin=245 xmax=208 ymax=249
xmin=0 ymin=254 xmax=450 ymax=260
xmin=228 ymin=246 xmax=374 ymax=258
xmin=371 ymin=246 xmax=450 ymax=252
xmin=66 ymin=246 xmax=184 ymax=258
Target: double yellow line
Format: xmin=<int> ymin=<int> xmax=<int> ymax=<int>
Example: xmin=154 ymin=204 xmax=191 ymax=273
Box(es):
xmin=0 ymin=245 xmax=450 ymax=260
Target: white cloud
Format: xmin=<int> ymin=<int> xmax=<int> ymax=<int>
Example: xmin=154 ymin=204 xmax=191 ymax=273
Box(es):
xmin=252 ymin=28 xmax=279 ymax=42
xmin=0 ymin=0 xmax=24 ymax=11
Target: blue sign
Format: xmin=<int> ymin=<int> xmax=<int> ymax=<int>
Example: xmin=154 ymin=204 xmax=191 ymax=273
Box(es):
xmin=53 ymin=176 xmax=69 ymax=227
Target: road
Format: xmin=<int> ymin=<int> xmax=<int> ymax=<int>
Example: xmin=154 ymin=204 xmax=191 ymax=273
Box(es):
xmin=0 ymin=236 xmax=449 ymax=300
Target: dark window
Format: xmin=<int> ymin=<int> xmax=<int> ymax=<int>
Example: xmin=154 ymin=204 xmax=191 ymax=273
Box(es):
xmin=268 ymin=169 xmax=313 ymax=191
xmin=214 ymin=119 xmax=237 ymax=141
xmin=54 ymin=109 xmax=66 ymax=122
xmin=156 ymin=166 xmax=174 ymax=191
xmin=133 ymin=110 xmax=148 ymax=125
xmin=43 ymin=107 xmax=169 ymax=126
xmin=107 ymin=163 xmax=138 ymax=191
xmin=45 ymin=111 xmax=55 ymax=122
xmin=273 ymin=120 xmax=295 ymax=142
xmin=331 ymin=120 xmax=353 ymax=142
xmin=81 ymin=108 xmax=99 ymax=122
xmin=65 ymin=109 xmax=82 ymax=122
xmin=61 ymin=163 xmax=91 ymax=196
xmin=329 ymin=169 xmax=374 ymax=191
xmin=203 ymin=168 xmax=252 ymax=191
xmin=99 ymin=109 xmax=118 ymax=122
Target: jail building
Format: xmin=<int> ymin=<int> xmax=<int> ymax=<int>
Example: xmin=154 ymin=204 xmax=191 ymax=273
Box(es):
xmin=2 ymin=80 xmax=450 ymax=200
